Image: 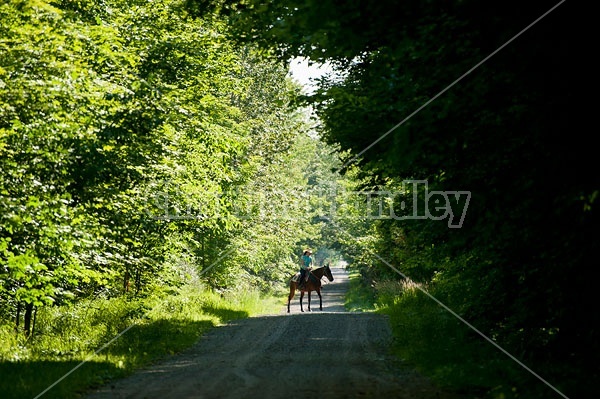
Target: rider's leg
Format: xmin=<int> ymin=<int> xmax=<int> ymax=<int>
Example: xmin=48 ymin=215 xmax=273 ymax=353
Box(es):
xmin=299 ymin=269 xmax=306 ymax=288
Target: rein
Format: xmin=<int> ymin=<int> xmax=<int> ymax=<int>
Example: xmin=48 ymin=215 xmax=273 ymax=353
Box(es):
xmin=315 ymin=266 xmax=332 ymax=285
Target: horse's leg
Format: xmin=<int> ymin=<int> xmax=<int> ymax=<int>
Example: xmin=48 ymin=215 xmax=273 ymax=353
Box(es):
xmin=300 ymin=291 xmax=306 ymax=312
xmin=317 ymin=289 xmax=323 ymax=310
xmin=287 ymin=283 xmax=295 ymax=313
xmin=307 ymin=291 xmax=311 ymax=312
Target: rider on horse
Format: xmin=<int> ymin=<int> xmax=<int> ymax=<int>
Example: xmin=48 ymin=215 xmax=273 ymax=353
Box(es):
xmin=298 ymin=249 xmax=313 ymax=289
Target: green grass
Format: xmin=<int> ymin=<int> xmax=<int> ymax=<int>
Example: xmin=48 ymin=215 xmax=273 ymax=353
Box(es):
xmin=342 ymin=271 xmax=587 ymax=398
xmin=373 ymin=280 xmax=584 ymax=399
xmin=0 ymin=285 xmax=282 ymax=399
xmin=343 ymin=269 xmax=378 ymax=312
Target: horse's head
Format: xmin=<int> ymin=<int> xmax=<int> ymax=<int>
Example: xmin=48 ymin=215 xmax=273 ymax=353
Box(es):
xmin=324 ymin=263 xmax=334 ymax=282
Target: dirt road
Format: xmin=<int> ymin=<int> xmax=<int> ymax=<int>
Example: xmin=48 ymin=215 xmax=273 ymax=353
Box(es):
xmin=84 ymin=267 xmax=465 ymax=399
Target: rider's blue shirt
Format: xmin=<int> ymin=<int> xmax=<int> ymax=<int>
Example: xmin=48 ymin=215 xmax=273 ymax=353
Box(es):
xmin=301 ymin=255 xmax=313 ymax=269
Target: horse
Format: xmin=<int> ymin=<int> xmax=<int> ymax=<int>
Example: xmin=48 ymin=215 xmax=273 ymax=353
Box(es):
xmin=287 ymin=263 xmax=334 ymax=313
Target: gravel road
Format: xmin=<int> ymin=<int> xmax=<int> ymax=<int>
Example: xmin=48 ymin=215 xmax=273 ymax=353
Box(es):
xmin=84 ymin=267 xmax=466 ymax=399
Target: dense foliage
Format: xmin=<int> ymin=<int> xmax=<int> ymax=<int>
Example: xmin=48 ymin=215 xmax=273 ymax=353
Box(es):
xmin=0 ymin=0 xmax=339 ymax=340
xmin=1 ymin=1 xmax=597 ymax=398
xmin=224 ymin=1 xmax=597 ymax=398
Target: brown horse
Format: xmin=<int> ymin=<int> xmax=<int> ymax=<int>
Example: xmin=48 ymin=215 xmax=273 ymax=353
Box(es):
xmin=287 ymin=264 xmax=334 ymax=313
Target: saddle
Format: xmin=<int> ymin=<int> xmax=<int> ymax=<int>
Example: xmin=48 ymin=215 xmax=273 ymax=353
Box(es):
xmin=292 ymin=273 xmax=306 ymax=284
xmin=292 ymin=272 xmax=319 ymax=288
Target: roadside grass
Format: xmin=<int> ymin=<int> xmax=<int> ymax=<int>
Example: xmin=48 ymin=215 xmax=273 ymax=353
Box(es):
xmin=0 ymin=285 xmax=282 ymax=399
xmin=373 ymin=279 xmax=581 ymax=399
xmin=344 ymin=269 xmax=377 ymax=312
xmin=374 ymin=280 xmax=516 ymax=398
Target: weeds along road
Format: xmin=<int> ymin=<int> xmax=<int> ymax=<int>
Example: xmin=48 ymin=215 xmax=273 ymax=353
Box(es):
xmin=85 ymin=267 xmax=464 ymax=399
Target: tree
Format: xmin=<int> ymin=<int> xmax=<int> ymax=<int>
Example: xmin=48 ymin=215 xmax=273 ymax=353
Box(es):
xmin=224 ymin=1 xmax=598 ymax=396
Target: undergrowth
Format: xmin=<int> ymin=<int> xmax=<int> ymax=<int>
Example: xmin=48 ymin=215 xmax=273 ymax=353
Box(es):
xmin=345 ymin=269 xmax=581 ymax=399
xmin=0 ymin=284 xmax=281 ymax=399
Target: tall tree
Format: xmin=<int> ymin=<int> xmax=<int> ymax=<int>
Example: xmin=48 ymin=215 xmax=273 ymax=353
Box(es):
xmin=223 ymin=1 xmax=598 ymax=396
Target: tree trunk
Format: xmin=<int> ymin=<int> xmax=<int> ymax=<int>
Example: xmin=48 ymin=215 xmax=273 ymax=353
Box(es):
xmin=135 ymin=268 xmax=141 ymax=294
xmin=24 ymin=303 xmax=34 ymax=337
xmin=31 ymin=306 xmax=38 ymax=337
xmin=124 ymin=269 xmax=131 ymax=292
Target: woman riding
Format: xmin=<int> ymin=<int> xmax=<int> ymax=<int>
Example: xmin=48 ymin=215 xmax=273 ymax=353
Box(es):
xmin=298 ymin=249 xmax=314 ymax=289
